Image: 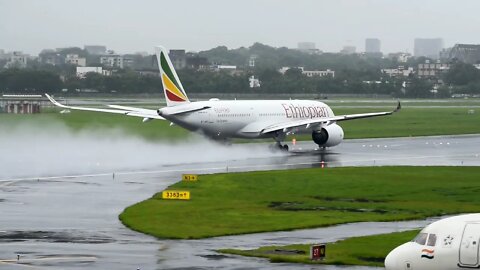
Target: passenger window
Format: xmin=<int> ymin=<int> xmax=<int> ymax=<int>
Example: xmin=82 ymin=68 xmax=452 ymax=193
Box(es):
xmin=427 ymin=234 xmax=437 ymax=246
xmin=413 ymin=233 xmax=428 ymax=245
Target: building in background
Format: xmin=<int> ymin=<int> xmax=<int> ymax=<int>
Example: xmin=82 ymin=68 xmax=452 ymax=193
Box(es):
xmin=0 ymin=49 xmax=5 ymax=59
xmin=381 ymin=66 xmax=414 ymax=78
xmin=4 ymin=51 xmax=28 ymax=69
xmin=169 ymin=50 xmax=187 ymax=70
xmin=297 ymin=42 xmax=321 ymax=54
xmin=76 ymin=67 xmax=111 ymax=78
xmin=387 ymin=52 xmax=412 ymax=63
xmin=447 ymin=44 xmax=480 ymax=64
xmin=298 ymin=42 xmax=315 ymax=51
xmin=279 ymin=67 xmax=335 ymax=78
xmin=417 ymin=59 xmax=449 ymax=78
xmin=65 ymin=54 xmax=86 ymax=66
xmin=249 ymin=76 xmax=261 ymax=88
xmin=249 ymin=55 xmax=257 ymax=67
xmin=340 ymin=46 xmax=356 ymax=55
xmin=365 ymin=38 xmax=381 ymax=54
xmin=414 ymin=38 xmax=443 ymax=59
xmin=39 ymin=49 xmax=64 ymax=66
xmin=84 ymin=45 xmax=107 ymax=55
xmin=100 ymin=53 xmax=124 ymax=68
xmin=186 ymin=53 xmax=209 ymax=69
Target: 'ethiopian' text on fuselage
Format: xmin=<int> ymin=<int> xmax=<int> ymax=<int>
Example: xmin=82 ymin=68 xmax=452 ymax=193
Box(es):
xmin=282 ymin=103 xmax=329 ymax=119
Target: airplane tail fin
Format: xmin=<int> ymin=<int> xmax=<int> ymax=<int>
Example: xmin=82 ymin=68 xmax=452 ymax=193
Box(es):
xmin=155 ymin=46 xmax=190 ymax=107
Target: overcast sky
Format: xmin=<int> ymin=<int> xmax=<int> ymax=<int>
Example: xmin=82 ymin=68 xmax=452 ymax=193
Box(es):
xmin=1 ymin=0 xmax=479 ymax=55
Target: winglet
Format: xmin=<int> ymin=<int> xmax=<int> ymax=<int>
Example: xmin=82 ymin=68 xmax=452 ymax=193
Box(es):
xmin=45 ymin=93 xmax=68 ymax=108
xmin=394 ymin=101 xmax=401 ymax=113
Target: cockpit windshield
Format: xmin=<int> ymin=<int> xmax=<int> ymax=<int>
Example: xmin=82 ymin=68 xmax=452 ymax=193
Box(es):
xmin=427 ymin=234 xmax=437 ymax=246
xmin=413 ymin=232 xmax=428 ymax=245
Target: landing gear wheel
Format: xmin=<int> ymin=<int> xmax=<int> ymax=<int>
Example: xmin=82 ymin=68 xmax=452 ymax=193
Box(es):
xmin=282 ymin=144 xmax=289 ymax=151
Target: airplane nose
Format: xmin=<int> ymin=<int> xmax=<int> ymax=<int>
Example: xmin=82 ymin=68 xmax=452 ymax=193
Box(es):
xmin=384 ymin=250 xmax=397 ymax=270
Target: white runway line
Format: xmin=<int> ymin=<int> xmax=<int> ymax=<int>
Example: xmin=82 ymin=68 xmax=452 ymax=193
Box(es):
xmin=0 ymin=153 xmax=477 ymax=184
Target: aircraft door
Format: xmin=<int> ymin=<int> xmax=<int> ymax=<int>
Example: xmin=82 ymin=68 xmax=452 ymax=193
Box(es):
xmin=459 ymin=223 xmax=480 ymax=267
xmin=404 ymin=261 xmax=413 ymax=270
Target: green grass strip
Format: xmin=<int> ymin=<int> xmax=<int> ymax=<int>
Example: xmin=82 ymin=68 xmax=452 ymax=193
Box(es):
xmin=119 ymin=166 xmax=480 ymax=239
xmin=219 ymin=230 xmax=419 ymax=267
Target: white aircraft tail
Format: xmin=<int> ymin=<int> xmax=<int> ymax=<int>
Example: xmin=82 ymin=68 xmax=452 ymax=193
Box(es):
xmin=155 ymin=46 xmax=190 ymax=107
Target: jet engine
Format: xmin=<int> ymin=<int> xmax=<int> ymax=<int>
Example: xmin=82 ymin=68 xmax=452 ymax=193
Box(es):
xmin=311 ymin=124 xmax=344 ymax=147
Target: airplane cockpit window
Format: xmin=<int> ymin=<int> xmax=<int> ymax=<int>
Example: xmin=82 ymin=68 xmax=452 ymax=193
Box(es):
xmin=427 ymin=234 xmax=437 ymax=246
xmin=413 ymin=233 xmax=428 ymax=245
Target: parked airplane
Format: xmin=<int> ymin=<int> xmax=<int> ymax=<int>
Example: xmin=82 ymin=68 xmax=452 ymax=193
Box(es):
xmin=46 ymin=46 xmax=400 ymax=151
xmin=385 ymin=213 xmax=480 ymax=270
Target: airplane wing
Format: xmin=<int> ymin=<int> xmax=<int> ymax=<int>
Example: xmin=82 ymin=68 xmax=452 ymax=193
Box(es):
xmin=261 ymin=102 xmax=401 ymax=134
xmin=45 ymin=94 xmax=165 ymax=120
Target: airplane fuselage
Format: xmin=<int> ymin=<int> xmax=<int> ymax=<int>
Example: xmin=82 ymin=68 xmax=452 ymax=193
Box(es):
xmin=385 ymin=214 xmax=480 ymax=270
xmin=159 ymin=100 xmax=335 ymax=139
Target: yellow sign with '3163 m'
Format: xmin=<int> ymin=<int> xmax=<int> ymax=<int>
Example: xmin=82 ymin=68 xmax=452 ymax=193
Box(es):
xmin=162 ymin=190 xmax=190 ymax=200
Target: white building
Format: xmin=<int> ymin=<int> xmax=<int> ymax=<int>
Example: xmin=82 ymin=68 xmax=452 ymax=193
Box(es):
xmin=279 ymin=67 xmax=335 ymax=78
xmin=76 ymin=67 xmax=111 ymax=78
xmin=388 ymin=52 xmax=412 ymax=63
xmin=214 ymin=65 xmax=237 ymax=70
xmin=100 ymin=54 xmax=124 ymax=68
xmin=302 ymin=69 xmax=335 ymax=78
xmin=417 ymin=60 xmax=449 ymax=77
xmin=381 ymin=66 xmax=414 ymax=77
xmin=4 ymin=51 xmax=28 ymax=69
xmin=249 ymin=76 xmax=261 ymax=88
xmin=65 ymin=54 xmax=86 ymax=66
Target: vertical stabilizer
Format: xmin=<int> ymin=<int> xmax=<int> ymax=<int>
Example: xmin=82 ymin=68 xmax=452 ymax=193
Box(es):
xmin=155 ymin=46 xmax=190 ymax=106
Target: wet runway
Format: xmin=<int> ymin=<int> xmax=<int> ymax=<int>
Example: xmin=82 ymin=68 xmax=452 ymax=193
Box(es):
xmin=1 ymin=135 xmax=480 ymax=269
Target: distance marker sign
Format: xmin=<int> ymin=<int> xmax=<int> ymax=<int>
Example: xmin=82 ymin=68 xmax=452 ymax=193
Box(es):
xmin=162 ymin=190 xmax=190 ymax=200
xmin=182 ymin=174 xmax=198 ymax=181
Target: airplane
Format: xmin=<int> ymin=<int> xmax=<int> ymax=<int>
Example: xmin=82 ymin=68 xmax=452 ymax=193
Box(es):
xmin=385 ymin=213 xmax=480 ymax=270
xmin=46 ymin=46 xmax=401 ymax=151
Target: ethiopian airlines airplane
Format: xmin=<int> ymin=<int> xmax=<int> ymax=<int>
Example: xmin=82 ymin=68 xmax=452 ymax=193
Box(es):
xmin=46 ymin=46 xmax=400 ymax=151
xmin=385 ymin=214 xmax=480 ymax=270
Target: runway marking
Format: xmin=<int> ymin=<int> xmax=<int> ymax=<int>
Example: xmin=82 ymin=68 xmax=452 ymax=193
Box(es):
xmin=0 ymin=153 xmax=477 ymax=183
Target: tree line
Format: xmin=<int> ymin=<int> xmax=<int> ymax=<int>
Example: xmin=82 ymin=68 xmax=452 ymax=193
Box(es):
xmin=1 ymin=43 xmax=480 ymax=97
xmin=1 ymin=65 xmax=480 ymax=98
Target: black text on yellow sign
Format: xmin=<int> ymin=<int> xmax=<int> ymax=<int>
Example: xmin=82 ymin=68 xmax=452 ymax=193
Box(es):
xmin=162 ymin=190 xmax=191 ymax=200
xmin=182 ymin=174 xmax=198 ymax=182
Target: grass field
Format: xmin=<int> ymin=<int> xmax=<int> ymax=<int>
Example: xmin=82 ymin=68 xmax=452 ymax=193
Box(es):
xmin=1 ymin=105 xmax=480 ymax=141
xmin=119 ymin=166 xmax=480 ymax=239
xmin=220 ymin=230 xmax=419 ymax=267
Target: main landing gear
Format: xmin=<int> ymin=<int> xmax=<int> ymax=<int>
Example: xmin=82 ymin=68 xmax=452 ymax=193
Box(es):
xmin=271 ymin=131 xmax=289 ymax=151
xmin=269 ymin=142 xmax=289 ymax=151
xmin=277 ymin=142 xmax=289 ymax=151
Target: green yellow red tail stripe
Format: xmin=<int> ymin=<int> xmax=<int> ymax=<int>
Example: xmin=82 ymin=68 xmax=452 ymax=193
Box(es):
xmin=155 ymin=46 xmax=190 ymax=106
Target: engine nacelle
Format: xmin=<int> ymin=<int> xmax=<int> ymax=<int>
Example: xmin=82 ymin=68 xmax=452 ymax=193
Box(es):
xmin=312 ymin=124 xmax=344 ymax=147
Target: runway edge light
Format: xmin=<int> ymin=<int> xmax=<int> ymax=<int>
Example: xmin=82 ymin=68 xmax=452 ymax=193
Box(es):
xmin=182 ymin=174 xmax=198 ymax=182
xmin=162 ymin=190 xmax=191 ymax=200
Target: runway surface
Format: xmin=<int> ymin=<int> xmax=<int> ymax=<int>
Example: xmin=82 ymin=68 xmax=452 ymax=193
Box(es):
xmin=1 ymin=135 xmax=479 ymax=269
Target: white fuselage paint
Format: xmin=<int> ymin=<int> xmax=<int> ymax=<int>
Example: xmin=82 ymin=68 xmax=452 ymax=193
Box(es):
xmin=385 ymin=213 xmax=480 ymax=270
xmin=159 ymin=100 xmax=334 ymax=139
